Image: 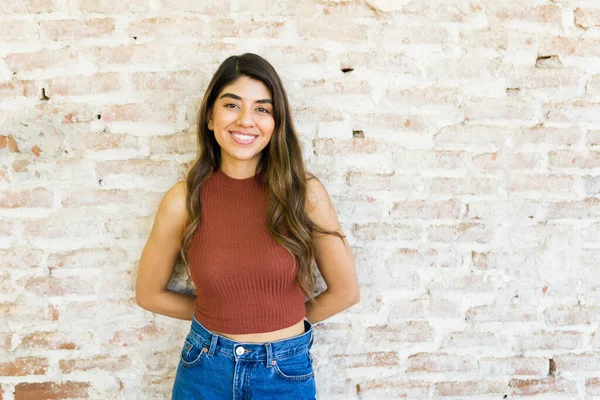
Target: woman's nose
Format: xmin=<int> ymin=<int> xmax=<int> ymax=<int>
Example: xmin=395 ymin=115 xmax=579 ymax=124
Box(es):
xmin=237 ymin=106 xmax=255 ymax=127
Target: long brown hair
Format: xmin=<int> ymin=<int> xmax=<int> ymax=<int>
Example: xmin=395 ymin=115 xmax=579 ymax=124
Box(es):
xmin=179 ymin=53 xmax=346 ymax=303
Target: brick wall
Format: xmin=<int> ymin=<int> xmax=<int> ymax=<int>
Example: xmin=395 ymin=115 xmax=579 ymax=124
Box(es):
xmin=2 ymin=0 xmax=600 ymax=399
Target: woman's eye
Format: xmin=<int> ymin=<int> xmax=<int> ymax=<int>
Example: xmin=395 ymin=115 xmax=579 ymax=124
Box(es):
xmin=224 ymin=103 xmax=238 ymax=108
xmin=257 ymin=107 xmax=270 ymax=114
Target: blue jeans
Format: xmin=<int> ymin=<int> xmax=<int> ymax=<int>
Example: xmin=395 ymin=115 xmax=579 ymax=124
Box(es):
xmin=172 ymin=315 xmax=317 ymax=399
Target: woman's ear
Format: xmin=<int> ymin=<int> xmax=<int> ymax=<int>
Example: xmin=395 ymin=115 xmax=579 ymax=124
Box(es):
xmin=207 ymin=108 xmax=214 ymax=131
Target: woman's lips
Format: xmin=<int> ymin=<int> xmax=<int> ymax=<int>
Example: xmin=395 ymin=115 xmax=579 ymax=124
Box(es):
xmin=230 ymin=131 xmax=258 ymax=145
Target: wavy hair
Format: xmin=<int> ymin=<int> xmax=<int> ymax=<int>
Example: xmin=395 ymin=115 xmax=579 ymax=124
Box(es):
xmin=179 ymin=53 xmax=346 ymax=303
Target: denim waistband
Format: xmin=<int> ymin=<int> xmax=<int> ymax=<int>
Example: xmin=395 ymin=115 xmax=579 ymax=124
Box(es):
xmin=186 ymin=314 xmax=314 ymax=363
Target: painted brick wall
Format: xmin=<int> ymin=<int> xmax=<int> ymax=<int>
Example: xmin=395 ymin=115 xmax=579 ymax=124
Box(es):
xmin=2 ymin=0 xmax=600 ymax=399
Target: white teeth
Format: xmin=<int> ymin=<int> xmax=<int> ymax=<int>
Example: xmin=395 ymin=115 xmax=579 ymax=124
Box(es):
xmin=232 ymin=133 xmax=255 ymax=141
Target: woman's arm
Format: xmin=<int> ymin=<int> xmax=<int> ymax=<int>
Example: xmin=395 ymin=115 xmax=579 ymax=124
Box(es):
xmin=304 ymin=177 xmax=360 ymax=325
xmin=135 ymin=181 xmax=195 ymax=320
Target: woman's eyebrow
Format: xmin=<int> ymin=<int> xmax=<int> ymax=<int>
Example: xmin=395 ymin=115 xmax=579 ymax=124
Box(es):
xmin=219 ymin=93 xmax=272 ymax=104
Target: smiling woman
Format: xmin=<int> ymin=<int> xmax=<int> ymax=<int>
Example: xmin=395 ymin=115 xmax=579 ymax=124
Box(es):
xmin=134 ymin=53 xmax=360 ymax=400
xmin=208 ymin=76 xmax=275 ymax=176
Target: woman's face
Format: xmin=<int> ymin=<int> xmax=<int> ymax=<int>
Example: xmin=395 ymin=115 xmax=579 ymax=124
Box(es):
xmin=208 ymin=76 xmax=275 ymax=170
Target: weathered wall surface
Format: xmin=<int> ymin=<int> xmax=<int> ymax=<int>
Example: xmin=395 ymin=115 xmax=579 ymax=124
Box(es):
xmin=2 ymin=0 xmax=600 ymax=399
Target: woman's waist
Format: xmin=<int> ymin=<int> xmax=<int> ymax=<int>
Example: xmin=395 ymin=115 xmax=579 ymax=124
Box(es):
xmin=211 ymin=318 xmax=306 ymax=344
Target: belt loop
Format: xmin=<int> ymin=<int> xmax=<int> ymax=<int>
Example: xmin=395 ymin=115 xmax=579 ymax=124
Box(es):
xmin=265 ymin=342 xmax=273 ymax=368
xmin=207 ymin=333 xmax=218 ymax=356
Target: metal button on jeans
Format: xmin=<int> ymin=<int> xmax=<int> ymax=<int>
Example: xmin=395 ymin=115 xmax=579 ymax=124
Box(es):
xmin=235 ymin=346 xmax=245 ymax=356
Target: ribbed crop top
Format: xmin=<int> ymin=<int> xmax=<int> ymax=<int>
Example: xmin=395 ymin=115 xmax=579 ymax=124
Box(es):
xmin=187 ymin=167 xmax=307 ymax=334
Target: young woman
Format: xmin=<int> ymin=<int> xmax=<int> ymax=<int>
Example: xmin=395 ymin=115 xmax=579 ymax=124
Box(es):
xmin=135 ymin=53 xmax=360 ymax=399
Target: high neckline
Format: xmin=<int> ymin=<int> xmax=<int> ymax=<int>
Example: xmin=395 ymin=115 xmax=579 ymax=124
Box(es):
xmin=215 ymin=167 xmax=262 ymax=187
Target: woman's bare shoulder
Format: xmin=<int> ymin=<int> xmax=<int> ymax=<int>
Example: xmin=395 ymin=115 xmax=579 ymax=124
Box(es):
xmin=159 ymin=180 xmax=188 ymax=223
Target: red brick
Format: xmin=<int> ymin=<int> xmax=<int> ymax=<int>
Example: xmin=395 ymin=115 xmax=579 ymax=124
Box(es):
xmin=45 ymin=73 xmax=121 ymax=96
xmin=466 ymin=199 xmax=540 ymax=219
xmin=89 ymin=44 xmax=171 ymax=65
xmin=464 ymin=97 xmax=540 ymax=121
xmin=428 ymin=298 xmax=462 ymax=318
xmin=238 ymin=19 xmax=290 ymax=38
xmin=0 ymin=188 xmax=53 ymax=208
xmin=96 ymin=159 xmax=180 ymax=178
xmin=388 ymin=246 xmax=460 ymax=270
xmin=545 ymin=306 xmax=600 ymax=326
xmin=127 ymin=17 xmax=209 ymax=37
xmin=490 ymin=4 xmax=562 ymax=26
xmin=395 ymin=149 xmax=467 ymax=169
xmin=574 ymin=8 xmax=600 ymax=29
xmin=427 ymin=223 xmax=495 ymax=244
xmin=387 ymin=298 xmax=426 ymax=318
xmin=509 ymin=376 xmax=578 ymax=396
xmin=346 ymin=172 xmax=424 ymax=193
xmin=546 ymin=198 xmax=600 ymax=218
xmin=0 ymin=333 xmax=11 ymax=351
xmin=408 ymin=353 xmax=477 ymax=373
xmin=351 ymin=222 xmax=421 ymax=241
xmin=46 ymin=247 xmax=129 ymax=270
xmin=516 ymin=331 xmax=586 ymax=351
xmin=25 ymin=275 xmax=98 ymax=297
xmin=366 ymin=322 xmax=434 ymax=343
xmin=60 ymin=355 xmax=131 ymax=373
xmin=355 ymin=379 xmax=431 ymax=399
xmin=0 ymin=357 xmax=48 ymax=376
xmin=67 ymin=132 xmax=142 ymax=152
xmin=461 ymin=29 xmax=537 ymax=51
xmin=23 ymin=210 xmax=108 ymax=239
xmin=331 ymin=351 xmax=399 ymax=368
xmin=391 ymin=199 xmax=461 ymax=219
xmin=438 ymin=380 xmax=506 ymax=396
xmin=549 ymin=150 xmax=600 ymax=168
xmin=100 ymin=102 xmax=177 ymax=123
xmin=507 ymin=174 xmax=575 ymax=193
xmin=0 ymin=20 xmax=37 ymax=40
xmin=0 ymin=302 xmax=58 ymax=323
xmin=14 ymin=381 xmax=90 ymax=400
xmin=506 ymin=68 xmax=584 ymax=89
xmin=12 ymin=158 xmax=96 ymax=182
xmin=466 ymin=304 xmax=539 ymax=323
xmin=5 ymin=48 xmax=78 ymax=72
xmin=400 ymin=1 xmax=485 ymax=23
xmin=333 ymin=194 xmax=382 ymax=221
xmin=513 ymin=126 xmax=582 ymax=147
xmin=61 ymin=188 xmax=161 ymax=207
xmin=554 ymin=354 xmax=600 ymax=372
xmin=131 ymin=71 xmax=206 ymax=92
xmin=442 ymin=332 xmax=507 ymax=350
xmin=542 ymin=37 xmax=600 ymax=57
xmin=79 ymin=0 xmax=149 ymax=13
xmin=0 ymin=134 xmax=20 ymax=153
xmin=586 ymin=377 xmax=600 ymax=396
xmin=435 ymin=124 xmax=513 ymax=148
xmin=296 ymin=18 xmax=368 ymax=42
xmin=429 ymin=177 xmax=498 ymax=196
xmin=380 ymin=24 xmax=453 ymax=46
xmin=149 ymin=131 xmax=197 ymax=155
xmin=17 ymin=330 xmax=92 ymax=351
xmin=480 ymin=357 xmax=548 ymax=376
xmin=38 ymin=18 xmax=114 ymax=40
xmin=160 ymin=0 xmax=230 ymax=14
xmin=0 ymin=0 xmax=58 ymax=13
xmin=0 ymin=220 xmax=14 ymax=237
xmin=108 ymin=322 xmax=164 ymax=347
xmin=382 ymin=87 xmax=460 ymax=107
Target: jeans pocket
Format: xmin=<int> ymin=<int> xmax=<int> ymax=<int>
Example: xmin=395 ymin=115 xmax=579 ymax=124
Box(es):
xmin=272 ymin=350 xmax=314 ymax=382
xmin=180 ymin=338 xmax=206 ymax=368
